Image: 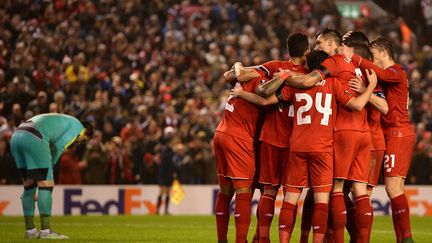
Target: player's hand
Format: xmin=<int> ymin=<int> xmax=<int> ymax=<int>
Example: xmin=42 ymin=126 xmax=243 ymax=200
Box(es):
xmin=349 ymin=77 xmax=366 ymax=94
xmin=230 ymin=83 xmax=243 ymax=97
xmin=365 ymin=69 xmax=378 ymax=88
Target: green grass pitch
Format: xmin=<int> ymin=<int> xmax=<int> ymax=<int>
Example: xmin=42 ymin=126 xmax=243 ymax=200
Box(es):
xmin=0 ymin=215 xmax=430 ymax=242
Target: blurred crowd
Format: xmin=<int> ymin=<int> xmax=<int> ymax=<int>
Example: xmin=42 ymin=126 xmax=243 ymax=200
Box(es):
xmin=0 ymin=0 xmax=431 ymax=185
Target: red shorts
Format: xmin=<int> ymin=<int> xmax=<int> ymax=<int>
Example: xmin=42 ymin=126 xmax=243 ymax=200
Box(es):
xmin=334 ymin=131 xmax=371 ymax=183
xmin=213 ymin=131 xmax=255 ymax=180
xmin=282 ymin=152 xmax=333 ymax=193
xmin=383 ymin=135 xmax=415 ymax=178
xmin=368 ymin=150 xmax=385 ymax=186
xmin=259 ymin=142 xmax=290 ymax=186
xmin=217 ymin=175 xmax=253 ymax=188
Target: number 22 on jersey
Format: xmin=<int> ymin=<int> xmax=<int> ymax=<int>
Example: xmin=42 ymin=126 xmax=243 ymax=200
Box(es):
xmin=295 ymin=92 xmax=332 ymax=126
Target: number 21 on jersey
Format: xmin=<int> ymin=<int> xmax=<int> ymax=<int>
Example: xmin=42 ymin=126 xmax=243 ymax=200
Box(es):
xmin=295 ymin=92 xmax=332 ymax=126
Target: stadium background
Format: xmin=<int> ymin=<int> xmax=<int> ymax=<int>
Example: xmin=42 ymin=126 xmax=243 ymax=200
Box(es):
xmin=0 ymin=0 xmax=432 ymax=241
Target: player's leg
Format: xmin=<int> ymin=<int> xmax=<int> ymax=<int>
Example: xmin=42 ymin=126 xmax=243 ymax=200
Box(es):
xmin=24 ymin=137 xmax=68 ymax=239
xmin=22 ymin=178 xmax=38 ymax=238
xmin=300 ymin=188 xmax=314 ymax=243
xmin=332 ymin=131 xmax=357 ymax=243
xmin=257 ymin=185 xmax=278 ymax=243
xmin=384 ymin=136 xmax=415 ymax=243
xmin=367 ymin=150 xmax=385 ymax=196
xmin=279 ymin=188 xmax=301 ymax=243
xmin=233 ymin=180 xmax=253 ymax=243
xmin=257 ymin=143 xmax=287 ymax=243
xmin=331 ymin=179 xmax=346 ymax=243
xmin=386 ymin=176 xmax=412 ymax=243
xmin=350 ymin=132 xmax=373 ymax=243
xmin=310 ymin=152 xmax=333 ymax=243
xmin=279 ymin=152 xmax=308 ymax=243
xmin=10 ymin=134 xmax=39 ymax=238
xmin=343 ymin=182 xmax=357 ymax=243
xmin=352 ymin=181 xmax=372 ymax=243
xmin=215 ymin=176 xmax=234 ymax=243
xmin=213 ymin=132 xmax=235 ymax=243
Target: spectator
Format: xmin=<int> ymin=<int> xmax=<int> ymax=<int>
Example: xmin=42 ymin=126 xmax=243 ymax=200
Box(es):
xmin=0 ymin=138 xmax=20 ymax=184
xmin=59 ymin=147 xmax=85 ymax=185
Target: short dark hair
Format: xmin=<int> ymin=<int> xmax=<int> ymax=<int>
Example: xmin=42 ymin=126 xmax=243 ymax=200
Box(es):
xmin=306 ymin=50 xmax=329 ymax=71
xmin=351 ymin=43 xmax=372 ymax=60
xmin=317 ymin=28 xmax=342 ymax=46
xmin=286 ymin=32 xmax=309 ymax=58
xmin=81 ymin=120 xmax=94 ymax=139
xmin=343 ymin=31 xmax=369 ymax=47
xmin=370 ymin=37 xmax=395 ymax=61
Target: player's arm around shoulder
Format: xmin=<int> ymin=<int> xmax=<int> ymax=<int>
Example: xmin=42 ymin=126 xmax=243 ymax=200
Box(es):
xmin=230 ymin=82 xmax=278 ymax=106
xmin=233 ymin=62 xmax=261 ymax=82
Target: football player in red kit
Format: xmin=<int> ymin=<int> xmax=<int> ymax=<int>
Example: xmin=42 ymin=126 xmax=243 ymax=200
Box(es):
xmin=259 ymin=29 xmax=375 ymax=243
xmin=213 ymin=69 xmax=267 ymax=243
xmin=234 ymin=32 xmax=309 ymax=243
xmin=350 ymin=37 xmax=416 ymax=243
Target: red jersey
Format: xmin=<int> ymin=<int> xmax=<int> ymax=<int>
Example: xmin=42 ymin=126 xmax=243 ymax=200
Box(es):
xmin=257 ymin=60 xmax=307 ymax=147
xmin=351 ymin=55 xmax=415 ymax=137
xmin=280 ymin=77 xmax=353 ymax=152
xmin=216 ymin=74 xmax=266 ymax=142
xmin=316 ymin=54 xmax=369 ymax=132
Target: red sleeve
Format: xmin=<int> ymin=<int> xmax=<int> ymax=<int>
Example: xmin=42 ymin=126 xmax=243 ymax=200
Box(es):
xmin=333 ymin=79 xmax=355 ymax=106
xmin=261 ymin=60 xmax=280 ymax=77
xmin=351 ymin=54 xmax=401 ymax=83
xmin=319 ymin=56 xmax=339 ymax=78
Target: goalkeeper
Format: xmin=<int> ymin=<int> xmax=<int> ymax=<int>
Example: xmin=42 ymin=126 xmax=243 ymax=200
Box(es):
xmin=10 ymin=113 xmax=93 ymax=239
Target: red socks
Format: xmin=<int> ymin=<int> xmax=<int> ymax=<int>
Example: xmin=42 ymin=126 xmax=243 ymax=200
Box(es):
xmin=330 ymin=192 xmax=346 ymax=243
xmin=301 ymin=190 xmax=314 ymax=243
xmin=258 ymin=194 xmax=276 ymax=243
xmin=215 ymin=192 xmax=232 ymax=241
xmin=355 ymin=194 xmax=373 ymax=243
xmin=344 ymin=193 xmax=357 ymax=243
xmin=312 ymin=203 xmax=328 ymax=243
xmin=234 ymin=192 xmax=253 ymax=243
xmin=391 ymin=194 xmax=412 ymax=240
xmin=279 ymin=201 xmax=296 ymax=243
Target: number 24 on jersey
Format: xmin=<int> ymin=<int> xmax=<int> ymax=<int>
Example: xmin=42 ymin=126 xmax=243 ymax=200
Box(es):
xmin=295 ymin=92 xmax=332 ymax=126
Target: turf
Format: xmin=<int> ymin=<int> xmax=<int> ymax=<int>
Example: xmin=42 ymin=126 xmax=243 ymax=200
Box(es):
xmin=0 ymin=215 xmax=430 ymax=242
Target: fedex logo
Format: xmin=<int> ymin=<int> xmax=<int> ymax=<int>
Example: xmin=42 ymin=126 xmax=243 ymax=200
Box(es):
xmin=64 ymin=188 xmax=156 ymax=215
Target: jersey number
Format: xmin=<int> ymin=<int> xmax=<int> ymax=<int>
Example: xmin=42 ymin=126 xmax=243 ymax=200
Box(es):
xmin=295 ymin=92 xmax=332 ymax=126
xmin=384 ymin=154 xmax=395 ymax=173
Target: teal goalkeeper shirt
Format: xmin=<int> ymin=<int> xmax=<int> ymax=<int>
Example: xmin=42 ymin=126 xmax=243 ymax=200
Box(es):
xmin=30 ymin=113 xmax=84 ymax=164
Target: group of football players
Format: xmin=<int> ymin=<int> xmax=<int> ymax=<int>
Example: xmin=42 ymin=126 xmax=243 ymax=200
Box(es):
xmin=213 ymin=28 xmax=415 ymax=243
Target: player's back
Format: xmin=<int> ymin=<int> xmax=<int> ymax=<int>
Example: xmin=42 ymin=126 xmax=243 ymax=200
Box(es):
xmin=259 ymin=60 xmax=307 ymax=147
xmin=285 ymin=77 xmax=344 ymax=152
xmin=320 ymin=54 xmax=358 ymax=81
xmin=380 ymin=64 xmax=414 ymax=136
xmin=216 ymin=77 xmax=264 ymax=142
xmin=30 ymin=113 xmax=83 ymax=142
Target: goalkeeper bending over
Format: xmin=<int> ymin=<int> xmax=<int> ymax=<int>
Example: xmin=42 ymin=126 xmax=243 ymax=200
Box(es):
xmin=10 ymin=113 xmax=93 ymax=239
